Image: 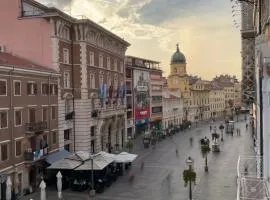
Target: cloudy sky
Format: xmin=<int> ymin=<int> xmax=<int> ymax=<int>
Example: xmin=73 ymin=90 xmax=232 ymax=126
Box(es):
xmin=39 ymin=0 xmax=241 ymax=80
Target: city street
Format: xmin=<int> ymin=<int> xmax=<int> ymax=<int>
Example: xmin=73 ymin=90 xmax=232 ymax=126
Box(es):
xmin=22 ymin=116 xmax=254 ymax=200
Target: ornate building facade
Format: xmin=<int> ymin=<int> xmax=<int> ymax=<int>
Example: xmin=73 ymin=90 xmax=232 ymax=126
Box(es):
xmin=0 ymin=0 xmax=130 ymax=154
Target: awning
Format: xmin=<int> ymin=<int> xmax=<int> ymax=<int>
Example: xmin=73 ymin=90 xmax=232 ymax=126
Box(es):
xmin=45 ymin=150 xmax=71 ymax=164
xmin=114 ymin=152 xmax=138 ymax=163
xmin=75 ymin=152 xmax=114 ymax=171
xmin=47 ymin=158 xmax=81 ymax=170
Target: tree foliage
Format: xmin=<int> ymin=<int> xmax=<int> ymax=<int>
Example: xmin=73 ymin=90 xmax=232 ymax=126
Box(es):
xmin=201 ymin=144 xmax=211 ymax=156
xmin=126 ymin=140 xmax=134 ymax=152
xmin=183 ymin=169 xmax=196 ymax=187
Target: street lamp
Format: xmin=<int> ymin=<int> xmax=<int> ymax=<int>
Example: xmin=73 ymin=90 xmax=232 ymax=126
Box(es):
xmin=89 ymin=155 xmax=95 ymax=197
xmin=183 ymin=156 xmax=196 ymax=200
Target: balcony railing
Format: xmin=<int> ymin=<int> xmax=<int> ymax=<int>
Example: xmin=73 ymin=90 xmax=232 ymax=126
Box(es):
xmin=24 ymin=147 xmax=48 ymax=162
xmin=25 ymin=121 xmax=47 ymax=133
xmin=237 ymin=155 xmax=270 ymax=200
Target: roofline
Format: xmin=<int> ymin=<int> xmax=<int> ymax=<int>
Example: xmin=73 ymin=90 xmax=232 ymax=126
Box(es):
xmin=126 ymin=55 xmax=160 ymax=64
xmin=126 ymin=65 xmax=163 ymax=73
xmin=22 ymin=0 xmax=130 ymax=47
xmin=0 ymin=65 xmax=60 ymax=77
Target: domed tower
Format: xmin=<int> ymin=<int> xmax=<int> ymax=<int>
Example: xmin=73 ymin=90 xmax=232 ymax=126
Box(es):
xmin=170 ymin=44 xmax=187 ymax=76
xmin=168 ymin=44 xmax=189 ymax=93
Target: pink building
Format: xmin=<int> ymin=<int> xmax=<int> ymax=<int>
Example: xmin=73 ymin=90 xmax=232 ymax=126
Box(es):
xmin=0 ymin=0 xmax=130 ymax=195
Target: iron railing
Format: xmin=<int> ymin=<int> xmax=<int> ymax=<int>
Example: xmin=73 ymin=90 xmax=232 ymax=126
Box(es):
xmin=237 ymin=155 xmax=270 ymax=200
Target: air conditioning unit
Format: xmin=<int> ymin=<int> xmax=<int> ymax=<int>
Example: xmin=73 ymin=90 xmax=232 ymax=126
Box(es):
xmin=0 ymin=45 xmax=6 ymax=53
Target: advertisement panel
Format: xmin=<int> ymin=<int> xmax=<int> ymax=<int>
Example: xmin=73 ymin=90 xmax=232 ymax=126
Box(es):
xmin=133 ymin=70 xmax=150 ymax=123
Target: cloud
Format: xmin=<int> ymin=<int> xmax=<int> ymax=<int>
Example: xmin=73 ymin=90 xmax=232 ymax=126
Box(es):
xmin=36 ymin=0 xmax=241 ymax=80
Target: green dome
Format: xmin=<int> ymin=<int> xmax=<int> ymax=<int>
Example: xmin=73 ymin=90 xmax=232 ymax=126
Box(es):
xmin=171 ymin=44 xmax=186 ymax=64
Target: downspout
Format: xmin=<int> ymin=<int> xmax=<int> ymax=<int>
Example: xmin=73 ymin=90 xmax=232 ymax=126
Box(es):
xmin=70 ymin=24 xmax=76 ymax=152
xmin=259 ymin=59 xmax=263 ymax=178
xmin=9 ymin=67 xmax=14 ymax=163
xmin=48 ymin=74 xmax=52 ymax=151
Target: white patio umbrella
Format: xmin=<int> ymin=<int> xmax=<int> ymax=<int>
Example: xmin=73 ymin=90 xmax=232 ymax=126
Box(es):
xmin=40 ymin=180 xmax=46 ymax=200
xmin=56 ymin=171 xmax=62 ymax=199
xmin=6 ymin=176 xmax=11 ymax=200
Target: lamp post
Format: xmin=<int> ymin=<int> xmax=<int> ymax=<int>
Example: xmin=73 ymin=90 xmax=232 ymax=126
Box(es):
xmin=89 ymin=155 xmax=95 ymax=197
xmin=183 ymin=156 xmax=196 ymax=200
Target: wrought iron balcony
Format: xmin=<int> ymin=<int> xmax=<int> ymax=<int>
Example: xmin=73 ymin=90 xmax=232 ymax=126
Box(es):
xmin=25 ymin=121 xmax=47 ymax=135
xmin=24 ymin=147 xmax=48 ymax=163
xmin=237 ymin=155 xmax=270 ymax=200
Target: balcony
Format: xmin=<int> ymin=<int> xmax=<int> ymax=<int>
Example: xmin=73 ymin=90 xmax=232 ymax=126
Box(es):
xmin=65 ymin=111 xmax=75 ymax=120
xmin=237 ymin=155 xmax=269 ymax=200
xmin=24 ymin=147 xmax=48 ymax=163
xmin=25 ymin=122 xmax=47 ymax=136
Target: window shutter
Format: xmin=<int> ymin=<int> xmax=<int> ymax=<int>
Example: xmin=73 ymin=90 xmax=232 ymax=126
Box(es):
xmin=55 ymin=85 xmax=58 ymax=94
xmin=34 ymin=84 xmax=37 ymax=95
xmin=27 ymin=83 xmax=31 ymax=95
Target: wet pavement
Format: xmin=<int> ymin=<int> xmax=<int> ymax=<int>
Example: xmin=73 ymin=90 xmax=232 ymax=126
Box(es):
xmin=21 ymin=116 xmax=254 ymax=200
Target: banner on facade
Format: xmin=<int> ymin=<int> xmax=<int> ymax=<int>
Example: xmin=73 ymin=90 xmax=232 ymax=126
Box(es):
xmin=133 ymin=70 xmax=150 ymax=121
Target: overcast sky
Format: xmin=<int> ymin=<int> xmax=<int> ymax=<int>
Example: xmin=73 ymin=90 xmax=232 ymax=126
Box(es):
xmin=39 ymin=0 xmax=241 ymax=80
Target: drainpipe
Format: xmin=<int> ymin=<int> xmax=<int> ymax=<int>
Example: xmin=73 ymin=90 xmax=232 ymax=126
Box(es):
xmin=70 ymin=24 xmax=76 ymax=152
xmin=48 ymin=74 xmax=52 ymax=151
xmin=9 ymin=67 xmax=14 ymax=163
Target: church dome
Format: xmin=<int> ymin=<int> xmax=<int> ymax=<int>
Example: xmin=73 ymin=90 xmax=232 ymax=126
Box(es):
xmin=171 ymin=44 xmax=186 ymax=64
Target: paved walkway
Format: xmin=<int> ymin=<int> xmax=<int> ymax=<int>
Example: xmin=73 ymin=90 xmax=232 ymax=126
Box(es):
xmin=21 ymin=116 xmax=254 ymax=200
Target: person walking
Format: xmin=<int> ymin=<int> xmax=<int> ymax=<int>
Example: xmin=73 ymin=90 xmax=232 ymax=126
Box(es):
xmin=210 ymin=125 xmax=212 ymax=132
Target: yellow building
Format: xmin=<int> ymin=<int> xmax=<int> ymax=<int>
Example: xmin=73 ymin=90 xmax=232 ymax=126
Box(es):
xmin=167 ymin=45 xmax=211 ymax=122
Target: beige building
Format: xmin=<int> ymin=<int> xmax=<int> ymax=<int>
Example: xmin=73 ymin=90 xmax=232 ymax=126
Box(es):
xmin=162 ymin=88 xmax=184 ymax=129
xmin=208 ymin=83 xmax=225 ymax=119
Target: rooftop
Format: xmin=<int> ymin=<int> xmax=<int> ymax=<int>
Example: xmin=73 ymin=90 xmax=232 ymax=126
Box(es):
xmin=0 ymin=52 xmax=58 ymax=74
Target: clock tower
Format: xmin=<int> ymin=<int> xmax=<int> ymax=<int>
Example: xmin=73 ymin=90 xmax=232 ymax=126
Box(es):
xmin=167 ymin=44 xmax=189 ymax=93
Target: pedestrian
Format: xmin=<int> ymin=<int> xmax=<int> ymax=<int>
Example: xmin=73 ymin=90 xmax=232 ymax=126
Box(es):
xmin=175 ymin=148 xmax=179 ymax=157
xmin=246 ymin=123 xmax=248 ymax=130
xmin=140 ymin=161 xmax=144 ymax=171
xmin=210 ymin=125 xmax=212 ymax=132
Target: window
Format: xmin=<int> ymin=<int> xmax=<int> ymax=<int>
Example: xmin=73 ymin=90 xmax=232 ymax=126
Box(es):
xmin=120 ymin=62 xmax=123 ymax=73
xmin=99 ymin=54 xmax=103 ymax=67
xmin=14 ymin=81 xmax=21 ymax=96
xmin=27 ymin=82 xmax=37 ymax=95
xmin=64 ymin=129 xmax=70 ymax=141
xmin=107 ymin=57 xmax=111 ymax=69
xmin=29 ymin=108 xmax=35 ymax=123
xmin=52 ymin=132 xmax=57 ymax=144
xmin=15 ymin=110 xmax=22 ymax=126
xmin=152 ymin=106 xmax=162 ymax=113
xmin=42 ymin=107 xmax=48 ymax=121
xmin=89 ymin=73 xmax=96 ymax=89
xmin=50 ymin=84 xmax=58 ymax=95
xmin=0 ymin=111 xmax=8 ymax=129
xmin=1 ymin=143 xmax=8 ymax=161
xmin=63 ymin=48 xmax=69 ymax=64
xmin=64 ymin=71 xmax=71 ymax=89
xmin=89 ymin=51 xmax=94 ymax=66
xmin=51 ymin=106 xmax=56 ymax=120
xmin=15 ymin=140 xmax=22 ymax=157
xmin=107 ymin=75 xmax=111 ymax=86
xmin=91 ymin=126 xmax=95 ymax=136
xmin=99 ymin=74 xmax=104 ymax=85
xmin=114 ymin=59 xmax=117 ymax=71
xmin=0 ymin=80 xmax=7 ymax=96
xmin=41 ymin=83 xmax=49 ymax=95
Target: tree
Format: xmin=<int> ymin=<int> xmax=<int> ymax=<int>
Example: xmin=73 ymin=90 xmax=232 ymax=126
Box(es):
xmin=219 ymin=124 xmax=225 ymax=141
xmin=228 ymin=99 xmax=234 ymax=119
xmin=126 ymin=140 xmax=134 ymax=153
xmin=200 ymin=138 xmax=211 ymax=172
xmin=183 ymin=169 xmax=196 ymax=187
